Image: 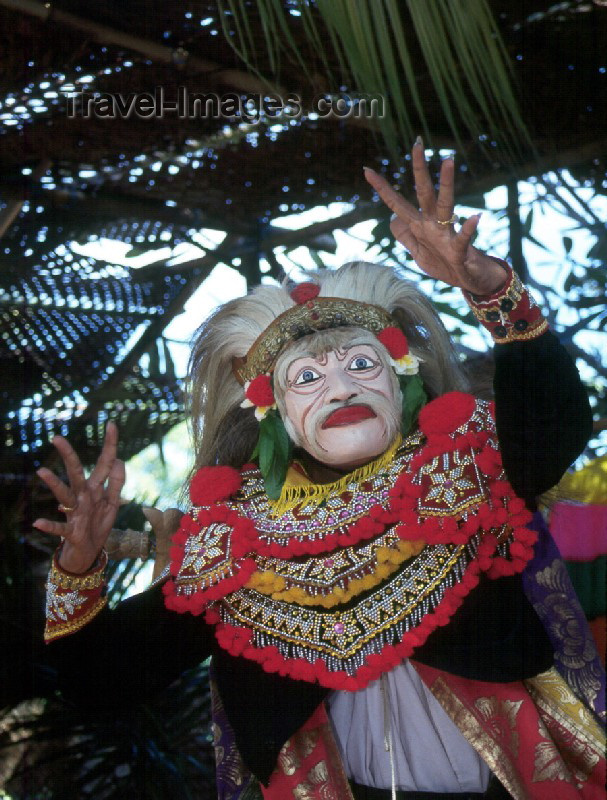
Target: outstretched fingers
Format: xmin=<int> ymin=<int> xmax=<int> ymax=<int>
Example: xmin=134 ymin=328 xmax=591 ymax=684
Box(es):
xmin=363 ymin=168 xmax=419 ymax=223
xmin=101 ymin=459 xmax=125 ymax=529
xmin=89 ymin=421 xmax=119 ymax=488
xmin=106 ymin=458 xmax=125 ymax=502
xmin=389 ymin=216 xmax=420 ymax=261
xmin=37 ymin=467 xmax=76 ymax=509
xmin=435 ymin=158 xmax=455 ymax=223
xmin=32 ymin=516 xmax=68 ymax=538
xmin=453 ymin=214 xmax=482 ymax=257
xmin=33 ymin=489 xmax=89 ymax=539
xmin=411 ymin=139 xmax=437 ymax=218
xmin=367 ymin=140 xmax=456 ymax=227
xmin=51 ymin=435 xmax=86 ymax=494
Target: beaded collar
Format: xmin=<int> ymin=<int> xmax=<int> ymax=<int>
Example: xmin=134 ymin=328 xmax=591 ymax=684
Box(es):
xmin=236 ymin=432 xmax=419 ymax=547
xmin=164 ymin=392 xmax=538 ymax=690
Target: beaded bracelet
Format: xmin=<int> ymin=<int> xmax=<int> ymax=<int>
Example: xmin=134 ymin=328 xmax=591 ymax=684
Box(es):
xmin=463 ymin=265 xmax=548 ymax=344
xmin=49 ymin=546 xmax=108 ymax=590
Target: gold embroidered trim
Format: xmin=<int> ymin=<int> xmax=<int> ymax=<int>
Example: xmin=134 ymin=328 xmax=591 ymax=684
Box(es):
xmin=235 ymin=429 xmax=427 ymax=543
xmin=220 ymin=540 xmax=469 ymax=663
xmin=49 ymin=549 xmax=108 ymax=590
xmin=427 ymin=676 xmax=528 ymax=800
xmin=465 ymin=269 xmax=548 ymax=344
xmin=525 ymin=668 xmax=606 ymax=756
xmin=494 ymin=321 xmax=548 ymax=342
xmin=233 ymin=296 xmax=396 ymax=384
xmin=234 ymin=403 xmax=497 ymax=545
xmin=245 ymin=539 xmax=426 ymax=608
xmin=44 ymin=596 xmax=108 ymax=642
xmin=270 ymin=434 xmax=403 ymax=517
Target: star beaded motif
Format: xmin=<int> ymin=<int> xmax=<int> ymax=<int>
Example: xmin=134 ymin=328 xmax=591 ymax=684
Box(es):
xmin=420 ymin=452 xmax=483 ymax=514
xmin=181 ymin=523 xmax=231 ymax=575
xmin=46 ymin=583 xmax=89 ymax=622
xmin=44 ymin=549 xmax=108 ymax=642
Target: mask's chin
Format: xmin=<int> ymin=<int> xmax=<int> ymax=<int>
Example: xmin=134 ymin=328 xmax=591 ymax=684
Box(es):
xmin=301 ymin=416 xmax=392 ymax=473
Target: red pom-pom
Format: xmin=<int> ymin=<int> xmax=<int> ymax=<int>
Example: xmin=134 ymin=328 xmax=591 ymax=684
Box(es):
xmin=376 ymin=326 xmax=409 ymax=359
xmin=418 ymin=392 xmax=476 ymax=436
xmin=189 ymin=466 xmax=242 ymax=506
xmin=245 ymin=374 xmax=275 ymax=407
xmin=290 ymin=282 xmax=320 ymax=304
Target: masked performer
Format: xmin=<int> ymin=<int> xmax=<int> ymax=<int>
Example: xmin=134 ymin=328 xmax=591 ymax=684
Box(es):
xmin=38 ymin=141 xmax=605 ymax=799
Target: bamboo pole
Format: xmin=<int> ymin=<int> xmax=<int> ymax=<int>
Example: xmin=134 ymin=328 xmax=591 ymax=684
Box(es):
xmin=0 ymin=0 xmax=380 ymax=132
xmin=0 ymin=0 xmax=285 ymax=95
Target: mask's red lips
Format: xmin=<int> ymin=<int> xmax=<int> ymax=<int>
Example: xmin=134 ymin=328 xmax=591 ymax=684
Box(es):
xmin=321 ymin=405 xmax=377 ymax=429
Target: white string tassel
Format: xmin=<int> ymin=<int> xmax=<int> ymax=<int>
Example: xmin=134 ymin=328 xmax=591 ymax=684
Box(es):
xmin=380 ymin=673 xmax=397 ymax=800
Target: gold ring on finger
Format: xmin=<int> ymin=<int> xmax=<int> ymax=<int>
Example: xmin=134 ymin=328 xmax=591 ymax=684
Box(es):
xmin=58 ymin=503 xmax=76 ymax=513
xmin=436 ymin=213 xmax=458 ymax=226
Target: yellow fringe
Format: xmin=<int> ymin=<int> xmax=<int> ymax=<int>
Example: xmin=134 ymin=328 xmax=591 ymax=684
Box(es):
xmin=245 ymin=539 xmax=425 ymax=608
xmin=269 ymin=434 xmax=403 ymax=517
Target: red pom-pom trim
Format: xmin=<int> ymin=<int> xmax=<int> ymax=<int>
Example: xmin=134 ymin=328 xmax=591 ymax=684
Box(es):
xmin=189 ymin=466 xmax=242 ymax=506
xmin=166 ymin=395 xmax=539 ymax=690
xmin=418 ymin=392 xmax=476 ymax=436
xmin=205 ymin=546 xmax=492 ymax=691
xmin=251 ymin=504 xmax=400 ymax=559
xmin=163 ymin=557 xmax=257 ymax=615
xmin=290 ymin=282 xmax=320 ymax=305
xmin=244 ymin=374 xmax=275 ymax=407
xmin=376 ymin=326 xmax=409 ymax=359
xmin=163 ymin=504 xmax=261 ymax=614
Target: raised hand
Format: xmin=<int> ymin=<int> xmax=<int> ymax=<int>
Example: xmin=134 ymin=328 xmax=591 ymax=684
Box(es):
xmin=34 ymin=422 xmax=125 ymax=574
xmin=364 ymin=137 xmax=507 ymax=296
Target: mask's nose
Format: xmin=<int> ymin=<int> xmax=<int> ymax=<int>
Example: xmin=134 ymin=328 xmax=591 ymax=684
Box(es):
xmin=325 ymin=367 xmax=359 ymax=405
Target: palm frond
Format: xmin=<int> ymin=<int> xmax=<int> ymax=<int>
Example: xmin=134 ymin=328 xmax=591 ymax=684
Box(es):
xmin=216 ymin=0 xmax=532 ymax=164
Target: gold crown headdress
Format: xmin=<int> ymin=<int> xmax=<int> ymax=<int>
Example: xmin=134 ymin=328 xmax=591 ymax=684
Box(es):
xmin=233 ymin=282 xmax=420 ymax=418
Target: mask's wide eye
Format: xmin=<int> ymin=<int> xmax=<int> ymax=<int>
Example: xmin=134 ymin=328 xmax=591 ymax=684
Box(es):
xmin=293 ymin=367 xmax=321 ymax=385
xmin=349 ymin=355 xmax=376 ymax=371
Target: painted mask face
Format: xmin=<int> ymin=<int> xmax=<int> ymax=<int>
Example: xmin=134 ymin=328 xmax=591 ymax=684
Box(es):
xmin=282 ymin=344 xmax=400 ymax=470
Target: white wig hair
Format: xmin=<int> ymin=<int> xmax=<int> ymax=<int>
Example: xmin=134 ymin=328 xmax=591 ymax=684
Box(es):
xmin=186 ymin=261 xmax=469 ymax=472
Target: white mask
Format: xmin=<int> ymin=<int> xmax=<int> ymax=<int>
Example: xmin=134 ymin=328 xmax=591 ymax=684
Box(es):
xmin=282 ymin=344 xmax=400 ymax=470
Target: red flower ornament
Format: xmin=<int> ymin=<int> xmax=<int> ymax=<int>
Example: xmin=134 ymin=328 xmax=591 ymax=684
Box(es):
xmin=377 ymin=326 xmax=420 ymax=375
xmin=240 ymin=373 xmax=276 ymax=420
xmin=290 ymin=282 xmax=320 ymax=305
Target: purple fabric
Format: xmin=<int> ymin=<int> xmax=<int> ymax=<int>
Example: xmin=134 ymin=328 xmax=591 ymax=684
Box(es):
xmin=209 ymin=661 xmax=263 ymax=800
xmin=549 ymin=502 xmax=607 ymax=561
xmin=522 ymin=512 xmax=606 ymax=723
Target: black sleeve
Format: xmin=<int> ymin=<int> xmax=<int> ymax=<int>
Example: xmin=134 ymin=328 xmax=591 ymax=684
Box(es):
xmin=45 ymin=583 xmax=213 ymax=716
xmin=493 ymin=331 xmax=592 ymax=507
